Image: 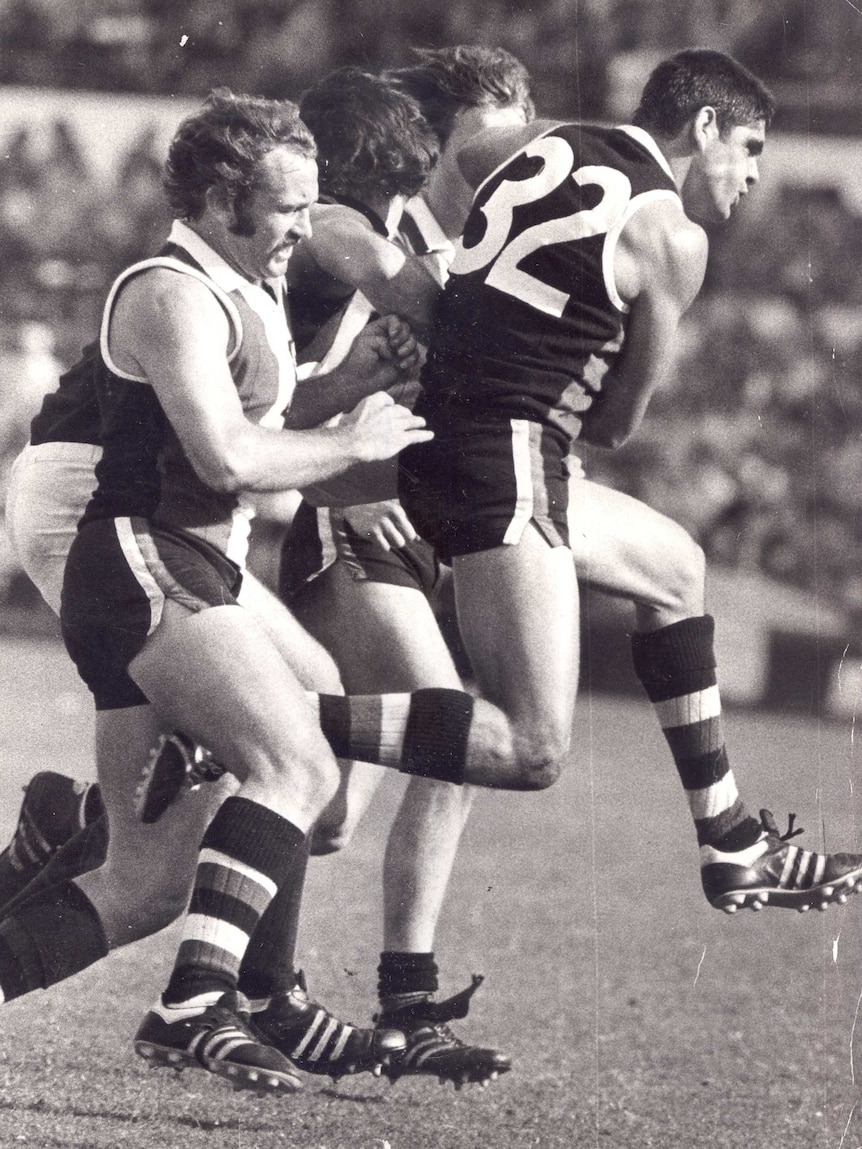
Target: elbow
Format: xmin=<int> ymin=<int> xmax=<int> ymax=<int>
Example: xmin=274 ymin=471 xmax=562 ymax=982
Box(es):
xmin=194 ymin=448 xmax=248 ymax=494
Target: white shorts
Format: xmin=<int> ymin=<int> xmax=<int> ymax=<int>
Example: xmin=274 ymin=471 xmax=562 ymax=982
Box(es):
xmin=5 ymin=441 xmax=101 ymax=615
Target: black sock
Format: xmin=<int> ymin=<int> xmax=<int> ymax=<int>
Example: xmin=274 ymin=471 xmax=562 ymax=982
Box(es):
xmin=378 ymin=950 xmax=438 ymax=1010
xmin=0 ymin=881 xmax=108 ymax=1001
xmin=238 ymin=836 xmax=310 ymax=1001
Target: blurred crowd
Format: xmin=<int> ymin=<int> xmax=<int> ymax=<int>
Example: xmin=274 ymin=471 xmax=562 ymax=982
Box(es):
xmin=1 ymin=0 xmax=860 ymax=128
xmin=2 ymin=0 xmax=862 ymax=620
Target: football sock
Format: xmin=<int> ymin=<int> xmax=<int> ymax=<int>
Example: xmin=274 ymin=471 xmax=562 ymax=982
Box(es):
xmin=238 ymin=836 xmax=310 ymax=1002
xmin=0 ymin=817 xmax=109 ymax=919
xmin=306 ymin=690 xmax=473 ymax=786
xmin=377 ymin=950 xmax=438 ymax=1011
xmin=0 ymin=881 xmax=108 ymax=1002
xmin=163 ymin=796 xmax=305 ymax=1006
xmin=630 ymin=615 xmax=762 ymax=854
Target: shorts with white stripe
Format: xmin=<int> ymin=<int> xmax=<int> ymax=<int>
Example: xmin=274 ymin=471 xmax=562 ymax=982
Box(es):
xmin=61 ymin=516 xmax=242 ymax=710
xmin=399 ymin=414 xmax=571 ymax=563
xmin=279 ymin=499 xmax=444 ymax=602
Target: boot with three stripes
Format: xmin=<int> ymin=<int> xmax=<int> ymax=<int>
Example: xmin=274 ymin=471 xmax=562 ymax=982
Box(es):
xmin=377 ymin=975 xmax=512 ymax=1089
xmin=702 ymin=809 xmax=862 ymax=914
xmin=134 ymin=990 xmax=301 ymax=1095
xmin=251 ymin=971 xmax=406 ymax=1081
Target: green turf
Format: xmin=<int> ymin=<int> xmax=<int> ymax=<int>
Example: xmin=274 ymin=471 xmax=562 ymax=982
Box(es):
xmin=2 ymin=637 xmax=862 ymax=1147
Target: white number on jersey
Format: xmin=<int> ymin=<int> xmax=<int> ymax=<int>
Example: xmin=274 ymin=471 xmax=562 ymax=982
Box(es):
xmin=452 ymin=135 xmax=632 ymax=317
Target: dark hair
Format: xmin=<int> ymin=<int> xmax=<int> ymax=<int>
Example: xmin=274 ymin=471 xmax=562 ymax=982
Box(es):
xmin=299 ymin=67 xmax=438 ymax=202
xmin=163 ymin=88 xmax=317 ymax=229
xmin=632 ymin=49 xmax=775 ymax=139
xmin=388 ymin=45 xmax=535 ymax=146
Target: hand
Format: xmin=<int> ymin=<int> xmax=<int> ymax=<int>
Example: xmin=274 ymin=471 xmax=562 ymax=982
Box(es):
xmin=344 ymin=315 xmax=421 ymax=396
xmin=343 ymin=499 xmax=418 ymax=551
xmin=340 ymin=391 xmax=433 ymax=463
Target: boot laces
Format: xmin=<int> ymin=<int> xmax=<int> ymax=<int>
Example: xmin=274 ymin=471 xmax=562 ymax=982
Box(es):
xmin=760 ymin=808 xmax=804 ymax=842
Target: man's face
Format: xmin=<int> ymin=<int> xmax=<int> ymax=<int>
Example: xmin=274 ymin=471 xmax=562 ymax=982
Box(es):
xmin=224 ymin=145 xmax=319 ymax=281
xmin=682 ymin=117 xmax=766 ymax=224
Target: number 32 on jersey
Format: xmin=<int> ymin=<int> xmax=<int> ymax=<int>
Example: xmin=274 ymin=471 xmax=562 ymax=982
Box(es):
xmin=452 ymin=135 xmax=632 ymax=318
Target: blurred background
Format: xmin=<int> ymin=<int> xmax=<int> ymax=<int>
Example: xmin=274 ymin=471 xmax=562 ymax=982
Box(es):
xmin=2 ymin=0 xmax=862 ymax=715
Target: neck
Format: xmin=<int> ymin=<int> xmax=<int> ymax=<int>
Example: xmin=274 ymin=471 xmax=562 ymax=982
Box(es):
xmin=184 ymin=217 xmax=261 ymax=283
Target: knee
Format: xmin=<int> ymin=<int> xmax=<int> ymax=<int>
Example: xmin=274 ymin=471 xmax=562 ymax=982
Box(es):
xmin=664 ymin=531 xmax=706 ymax=616
xmin=246 ymin=736 xmax=341 ymax=812
xmin=309 ymin=789 xmax=364 ymax=855
xmin=512 ymin=730 xmax=569 ymax=791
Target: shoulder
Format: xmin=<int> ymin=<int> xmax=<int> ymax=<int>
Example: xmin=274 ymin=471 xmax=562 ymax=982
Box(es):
xmin=308 ymin=202 xmax=376 ymax=241
xmin=618 ymin=197 xmax=707 ymax=308
xmin=111 ymin=262 xmax=231 ymax=346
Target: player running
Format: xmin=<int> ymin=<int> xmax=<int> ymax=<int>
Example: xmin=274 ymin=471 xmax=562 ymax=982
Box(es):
xmin=0 ymin=90 xmax=428 ymax=1094
xmin=396 ymin=48 xmax=862 ymax=914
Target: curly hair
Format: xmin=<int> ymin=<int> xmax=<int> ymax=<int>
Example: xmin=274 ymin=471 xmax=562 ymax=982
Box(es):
xmin=163 ymin=88 xmax=317 ymax=230
xmin=388 ymin=45 xmax=535 ymax=147
xmin=298 ymin=67 xmax=438 ymax=203
xmin=632 ymin=49 xmax=775 ymax=139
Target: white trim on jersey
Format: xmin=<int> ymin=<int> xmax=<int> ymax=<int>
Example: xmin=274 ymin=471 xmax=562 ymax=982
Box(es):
xmin=603 ymin=188 xmax=683 ymax=313
xmin=616 ymin=124 xmax=678 ymax=185
xmin=311 ymin=291 xmax=376 ymax=376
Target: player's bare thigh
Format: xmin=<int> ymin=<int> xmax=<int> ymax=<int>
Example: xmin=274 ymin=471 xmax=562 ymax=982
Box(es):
xmin=567 ymin=476 xmax=705 ymax=627
xmin=452 ymin=521 xmax=579 ymax=762
xmin=128 ymin=598 xmax=340 ymax=832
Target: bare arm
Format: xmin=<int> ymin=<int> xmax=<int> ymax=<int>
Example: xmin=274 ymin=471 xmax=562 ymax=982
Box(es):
xmin=292 ymin=204 xmax=442 ymax=336
xmin=285 ymin=314 xmax=419 ymax=429
xmin=580 ymin=201 xmax=708 ymax=449
xmin=108 ymin=269 xmax=432 ymax=494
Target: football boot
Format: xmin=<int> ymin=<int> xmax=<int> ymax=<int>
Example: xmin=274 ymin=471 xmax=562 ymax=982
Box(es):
xmin=702 ymin=809 xmax=862 ymax=913
xmin=377 ymin=975 xmax=511 ymax=1089
xmin=134 ymin=990 xmax=301 ymax=1095
xmin=252 ymin=971 xmax=405 ymax=1081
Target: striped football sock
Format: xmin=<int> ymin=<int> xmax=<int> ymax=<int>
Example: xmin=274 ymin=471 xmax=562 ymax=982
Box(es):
xmin=630 ymin=615 xmax=762 ymax=855
xmin=163 ymin=796 xmax=305 ymax=1006
xmin=306 ymin=689 xmax=474 ymax=786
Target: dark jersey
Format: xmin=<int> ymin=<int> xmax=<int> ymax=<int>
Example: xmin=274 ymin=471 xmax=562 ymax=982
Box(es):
xmin=420 ymin=123 xmax=680 ymax=445
xmin=288 ymin=195 xmax=388 ymax=357
xmin=29 ymin=345 xmax=101 ymax=447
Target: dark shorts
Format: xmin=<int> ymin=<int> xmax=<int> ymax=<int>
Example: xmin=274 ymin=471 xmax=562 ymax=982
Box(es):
xmin=61 ymin=516 xmax=243 ymax=710
xmin=398 ymin=414 xmax=573 ymax=564
xmin=279 ymin=499 xmax=443 ymax=603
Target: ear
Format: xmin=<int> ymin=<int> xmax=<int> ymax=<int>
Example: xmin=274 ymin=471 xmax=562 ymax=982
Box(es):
xmin=691 ymin=106 xmax=719 ymax=152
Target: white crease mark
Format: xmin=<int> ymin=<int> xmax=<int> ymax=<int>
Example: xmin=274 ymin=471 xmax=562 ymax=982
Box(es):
xmin=834 ymin=932 xmax=840 ymax=963
xmin=837 ymin=1100 xmax=857 ymax=1149
xmin=694 ymin=944 xmax=707 ymax=986
xmin=850 ymin=986 xmax=862 ymax=1086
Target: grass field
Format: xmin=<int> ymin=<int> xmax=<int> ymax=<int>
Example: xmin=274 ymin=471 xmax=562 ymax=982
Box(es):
xmin=3 ymin=635 xmax=862 ymax=1148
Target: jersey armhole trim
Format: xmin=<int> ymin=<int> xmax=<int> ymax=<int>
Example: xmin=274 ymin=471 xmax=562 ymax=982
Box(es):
xmin=99 ymin=257 xmax=244 ymax=382
xmin=603 ymin=188 xmax=682 ymax=313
